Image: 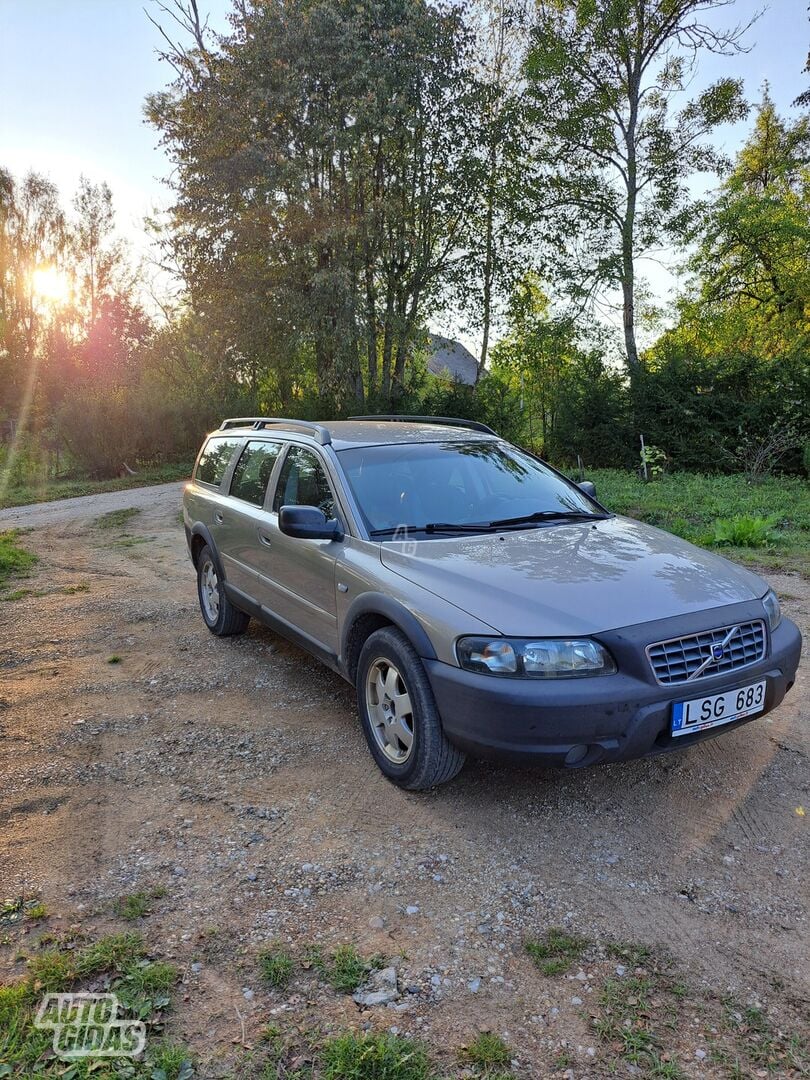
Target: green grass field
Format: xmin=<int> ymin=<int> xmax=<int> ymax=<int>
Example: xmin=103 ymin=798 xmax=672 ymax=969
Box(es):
xmin=588 ymin=470 xmax=810 ymax=578
xmin=0 ymin=461 xmax=193 ymax=510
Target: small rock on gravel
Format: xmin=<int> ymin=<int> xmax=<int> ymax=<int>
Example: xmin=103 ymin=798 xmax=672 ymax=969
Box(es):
xmin=353 ymin=966 xmax=400 ymax=1007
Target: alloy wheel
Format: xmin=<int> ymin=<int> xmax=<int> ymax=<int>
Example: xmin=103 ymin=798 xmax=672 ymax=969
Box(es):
xmin=200 ymin=558 xmax=220 ymax=623
xmin=365 ymin=657 xmax=414 ymax=764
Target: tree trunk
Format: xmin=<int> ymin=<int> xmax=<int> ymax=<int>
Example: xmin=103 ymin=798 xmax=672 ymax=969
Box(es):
xmin=364 ymin=260 xmax=378 ymax=400
xmin=477 ymin=148 xmax=498 ymax=384
xmin=622 ymin=71 xmax=640 ymax=372
xmin=380 ymin=276 xmax=395 ymax=402
xmin=621 ymin=232 xmax=639 ymax=370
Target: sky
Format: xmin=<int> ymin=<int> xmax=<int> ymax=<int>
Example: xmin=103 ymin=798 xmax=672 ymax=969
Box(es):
xmin=0 ymin=0 xmax=807 ymax=338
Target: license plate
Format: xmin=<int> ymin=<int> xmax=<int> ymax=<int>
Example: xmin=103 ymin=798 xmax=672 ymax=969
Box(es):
xmin=671 ymin=680 xmax=766 ymax=737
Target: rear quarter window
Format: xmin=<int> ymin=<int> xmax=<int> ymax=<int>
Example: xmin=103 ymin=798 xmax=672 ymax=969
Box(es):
xmin=194 ymin=437 xmax=241 ymax=487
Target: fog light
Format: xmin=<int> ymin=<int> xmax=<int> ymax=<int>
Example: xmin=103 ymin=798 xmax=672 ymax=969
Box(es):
xmin=564 ymin=743 xmax=589 ymax=765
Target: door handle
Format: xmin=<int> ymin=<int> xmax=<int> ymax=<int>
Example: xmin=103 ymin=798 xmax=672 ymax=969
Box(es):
xmin=258 ymin=532 xmax=273 ymax=547
xmin=215 ymin=512 xmax=224 ymax=524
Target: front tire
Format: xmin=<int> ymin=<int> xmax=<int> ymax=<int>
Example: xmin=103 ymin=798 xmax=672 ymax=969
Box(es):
xmin=196 ymin=544 xmax=249 ymax=636
xmin=356 ymin=627 xmax=465 ymax=790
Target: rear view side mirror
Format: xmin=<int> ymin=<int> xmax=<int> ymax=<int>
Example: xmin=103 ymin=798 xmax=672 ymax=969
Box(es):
xmin=278 ymin=505 xmax=342 ymax=540
xmin=578 ymin=480 xmax=597 ymax=499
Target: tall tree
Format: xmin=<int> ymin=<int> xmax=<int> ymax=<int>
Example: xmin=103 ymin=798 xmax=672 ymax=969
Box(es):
xmin=147 ymin=0 xmax=480 ymax=410
xmin=525 ymin=0 xmax=750 ymax=370
xmin=685 ymin=91 xmax=810 ymax=354
xmin=72 ymin=177 xmax=117 ymax=326
xmin=0 ymin=171 xmax=66 ymax=416
xmin=464 ymin=0 xmax=533 ymax=381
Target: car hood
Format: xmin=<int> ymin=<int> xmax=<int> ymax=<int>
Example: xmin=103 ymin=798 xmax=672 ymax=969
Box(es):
xmin=379 ymin=516 xmax=767 ymax=636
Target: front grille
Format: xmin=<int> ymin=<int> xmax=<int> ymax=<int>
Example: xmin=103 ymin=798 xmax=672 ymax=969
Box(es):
xmin=647 ymin=620 xmax=766 ymax=685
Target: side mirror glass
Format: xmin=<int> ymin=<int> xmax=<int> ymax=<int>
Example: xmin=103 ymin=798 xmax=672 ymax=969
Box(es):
xmin=278 ymin=505 xmax=342 ymax=540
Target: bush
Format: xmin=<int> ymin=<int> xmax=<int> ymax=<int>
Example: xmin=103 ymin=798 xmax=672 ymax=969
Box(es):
xmin=56 ymin=381 xmax=220 ymax=479
xmin=634 ymin=343 xmax=810 ymax=475
xmin=0 ymin=435 xmax=53 ymax=490
xmin=711 ymin=514 xmax=779 ymax=548
xmin=57 ymin=385 xmax=139 ymax=478
xmin=548 ymin=352 xmax=634 ymax=469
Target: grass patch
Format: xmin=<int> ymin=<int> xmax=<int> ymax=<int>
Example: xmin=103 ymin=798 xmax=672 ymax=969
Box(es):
xmin=605 ymin=940 xmax=654 ymax=968
xmin=321 ymin=1031 xmax=433 ymax=1080
xmin=0 ymin=898 xmax=26 ymax=924
xmin=0 ymin=587 xmax=45 ymax=602
xmin=2 ymin=932 xmax=188 ymax=1078
xmin=150 ymin=1042 xmax=195 ymax=1080
xmin=114 ymin=890 xmax=167 ymax=920
xmin=93 ymin=506 xmax=142 ymax=530
xmin=75 ymin=932 xmax=146 ymax=977
xmin=107 ymin=654 xmax=122 ymax=664
xmin=117 ymin=959 xmax=178 ymax=1018
xmin=587 ymin=947 xmax=810 ymax=1078
xmin=593 ymin=973 xmax=666 ymax=1070
xmin=308 ymin=943 xmax=386 ymax=994
xmin=588 ymin=469 xmax=810 ymax=576
xmin=110 ymin=534 xmax=151 ymax=548
xmin=461 ymin=1031 xmax=513 ymax=1075
xmin=721 ymin=997 xmax=810 ymax=1075
xmin=258 ymin=944 xmax=294 ymax=989
xmin=525 ymin=928 xmax=589 ymax=976
xmin=0 ymin=530 xmax=37 ymax=590
xmin=1 ymin=897 xmax=49 ymax=926
xmin=0 ymin=460 xmax=193 ymax=510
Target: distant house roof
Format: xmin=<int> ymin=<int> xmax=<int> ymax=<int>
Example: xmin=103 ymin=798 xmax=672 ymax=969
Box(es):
xmin=427 ymin=333 xmax=478 ymax=385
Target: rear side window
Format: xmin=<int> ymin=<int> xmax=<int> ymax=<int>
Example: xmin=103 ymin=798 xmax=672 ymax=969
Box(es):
xmin=273 ymin=446 xmax=335 ymax=519
xmin=195 ymin=437 xmax=240 ymax=487
xmin=229 ymin=440 xmax=282 ymax=506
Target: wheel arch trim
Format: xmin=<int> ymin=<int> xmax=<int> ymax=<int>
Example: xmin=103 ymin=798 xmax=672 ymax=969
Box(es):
xmin=341 ymin=593 xmax=438 ymax=679
xmin=188 ymin=523 xmax=223 ymax=577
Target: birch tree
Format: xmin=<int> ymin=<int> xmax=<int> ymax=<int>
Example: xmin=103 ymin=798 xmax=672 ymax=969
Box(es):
xmin=525 ymin=0 xmax=751 ymax=369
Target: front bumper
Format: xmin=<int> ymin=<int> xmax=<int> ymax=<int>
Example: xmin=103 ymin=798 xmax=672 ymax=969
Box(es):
xmin=425 ymin=612 xmax=801 ymax=767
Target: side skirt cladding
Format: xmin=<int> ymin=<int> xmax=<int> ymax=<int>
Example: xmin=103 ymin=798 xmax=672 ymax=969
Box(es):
xmin=223 ymin=581 xmax=346 ymax=680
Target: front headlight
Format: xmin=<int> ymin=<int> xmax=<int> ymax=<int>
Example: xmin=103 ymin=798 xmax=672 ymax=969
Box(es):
xmin=456 ymin=637 xmax=616 ymax=678
xmin=763 ymin=589 xmax=781 ymax=632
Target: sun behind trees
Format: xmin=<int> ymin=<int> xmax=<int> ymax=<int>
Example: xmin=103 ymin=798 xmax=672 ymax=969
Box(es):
xmin=0 ymin=0 xmax=808 ymax=496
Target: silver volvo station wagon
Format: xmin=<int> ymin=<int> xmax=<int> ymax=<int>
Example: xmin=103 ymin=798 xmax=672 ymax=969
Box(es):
xmin=183 ymin=415 xmax=802 ymax=789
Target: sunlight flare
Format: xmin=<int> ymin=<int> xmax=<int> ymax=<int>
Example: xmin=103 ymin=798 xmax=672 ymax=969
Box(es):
xmin=31 ymin=264 xmax=70 ymax=307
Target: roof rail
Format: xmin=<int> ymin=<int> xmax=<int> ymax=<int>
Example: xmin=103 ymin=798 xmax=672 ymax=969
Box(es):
xmin=218 ymin=417 xmax=332 ymax=445
xmin=347 ymin=414 xmax=497 ymax=436
xmin=219 ymin=417 xmax=270 ymax=429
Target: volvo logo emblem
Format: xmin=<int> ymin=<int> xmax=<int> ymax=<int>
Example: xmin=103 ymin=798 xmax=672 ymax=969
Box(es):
xmin=711 ymin=644 xmax=725 ymax=661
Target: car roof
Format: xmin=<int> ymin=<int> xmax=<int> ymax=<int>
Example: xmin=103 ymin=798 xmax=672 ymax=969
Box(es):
xmin=328 ymin=420 xmax=497 ymax=450
xmin=214 ymin=419 xmax=499 ymax=451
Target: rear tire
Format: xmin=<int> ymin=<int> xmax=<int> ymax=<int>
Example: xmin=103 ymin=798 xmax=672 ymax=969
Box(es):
xmin=196 ymin=544 xmax=249 ymax=637
xmin=356 ymin=626 xmax=465 ymax=790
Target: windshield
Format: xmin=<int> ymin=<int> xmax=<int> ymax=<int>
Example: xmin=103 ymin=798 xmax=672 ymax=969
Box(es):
xmin=338 ymin=440 xmax=603 ymax=536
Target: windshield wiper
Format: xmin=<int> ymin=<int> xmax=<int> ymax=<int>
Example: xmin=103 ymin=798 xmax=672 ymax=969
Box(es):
xmin=488 ymin=510 xmax=609 ymax=528
xmin=369 ymin=522 xmax=499 ymax=537
xmin=368 ymin=524 xmax=429 ymax=537
xmin=369 ymin=511 xmax=608 ymax=538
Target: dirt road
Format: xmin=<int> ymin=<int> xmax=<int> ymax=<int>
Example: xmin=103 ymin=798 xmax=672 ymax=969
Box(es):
xmin=1 ymin=483 xmax=807 ymax=1077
